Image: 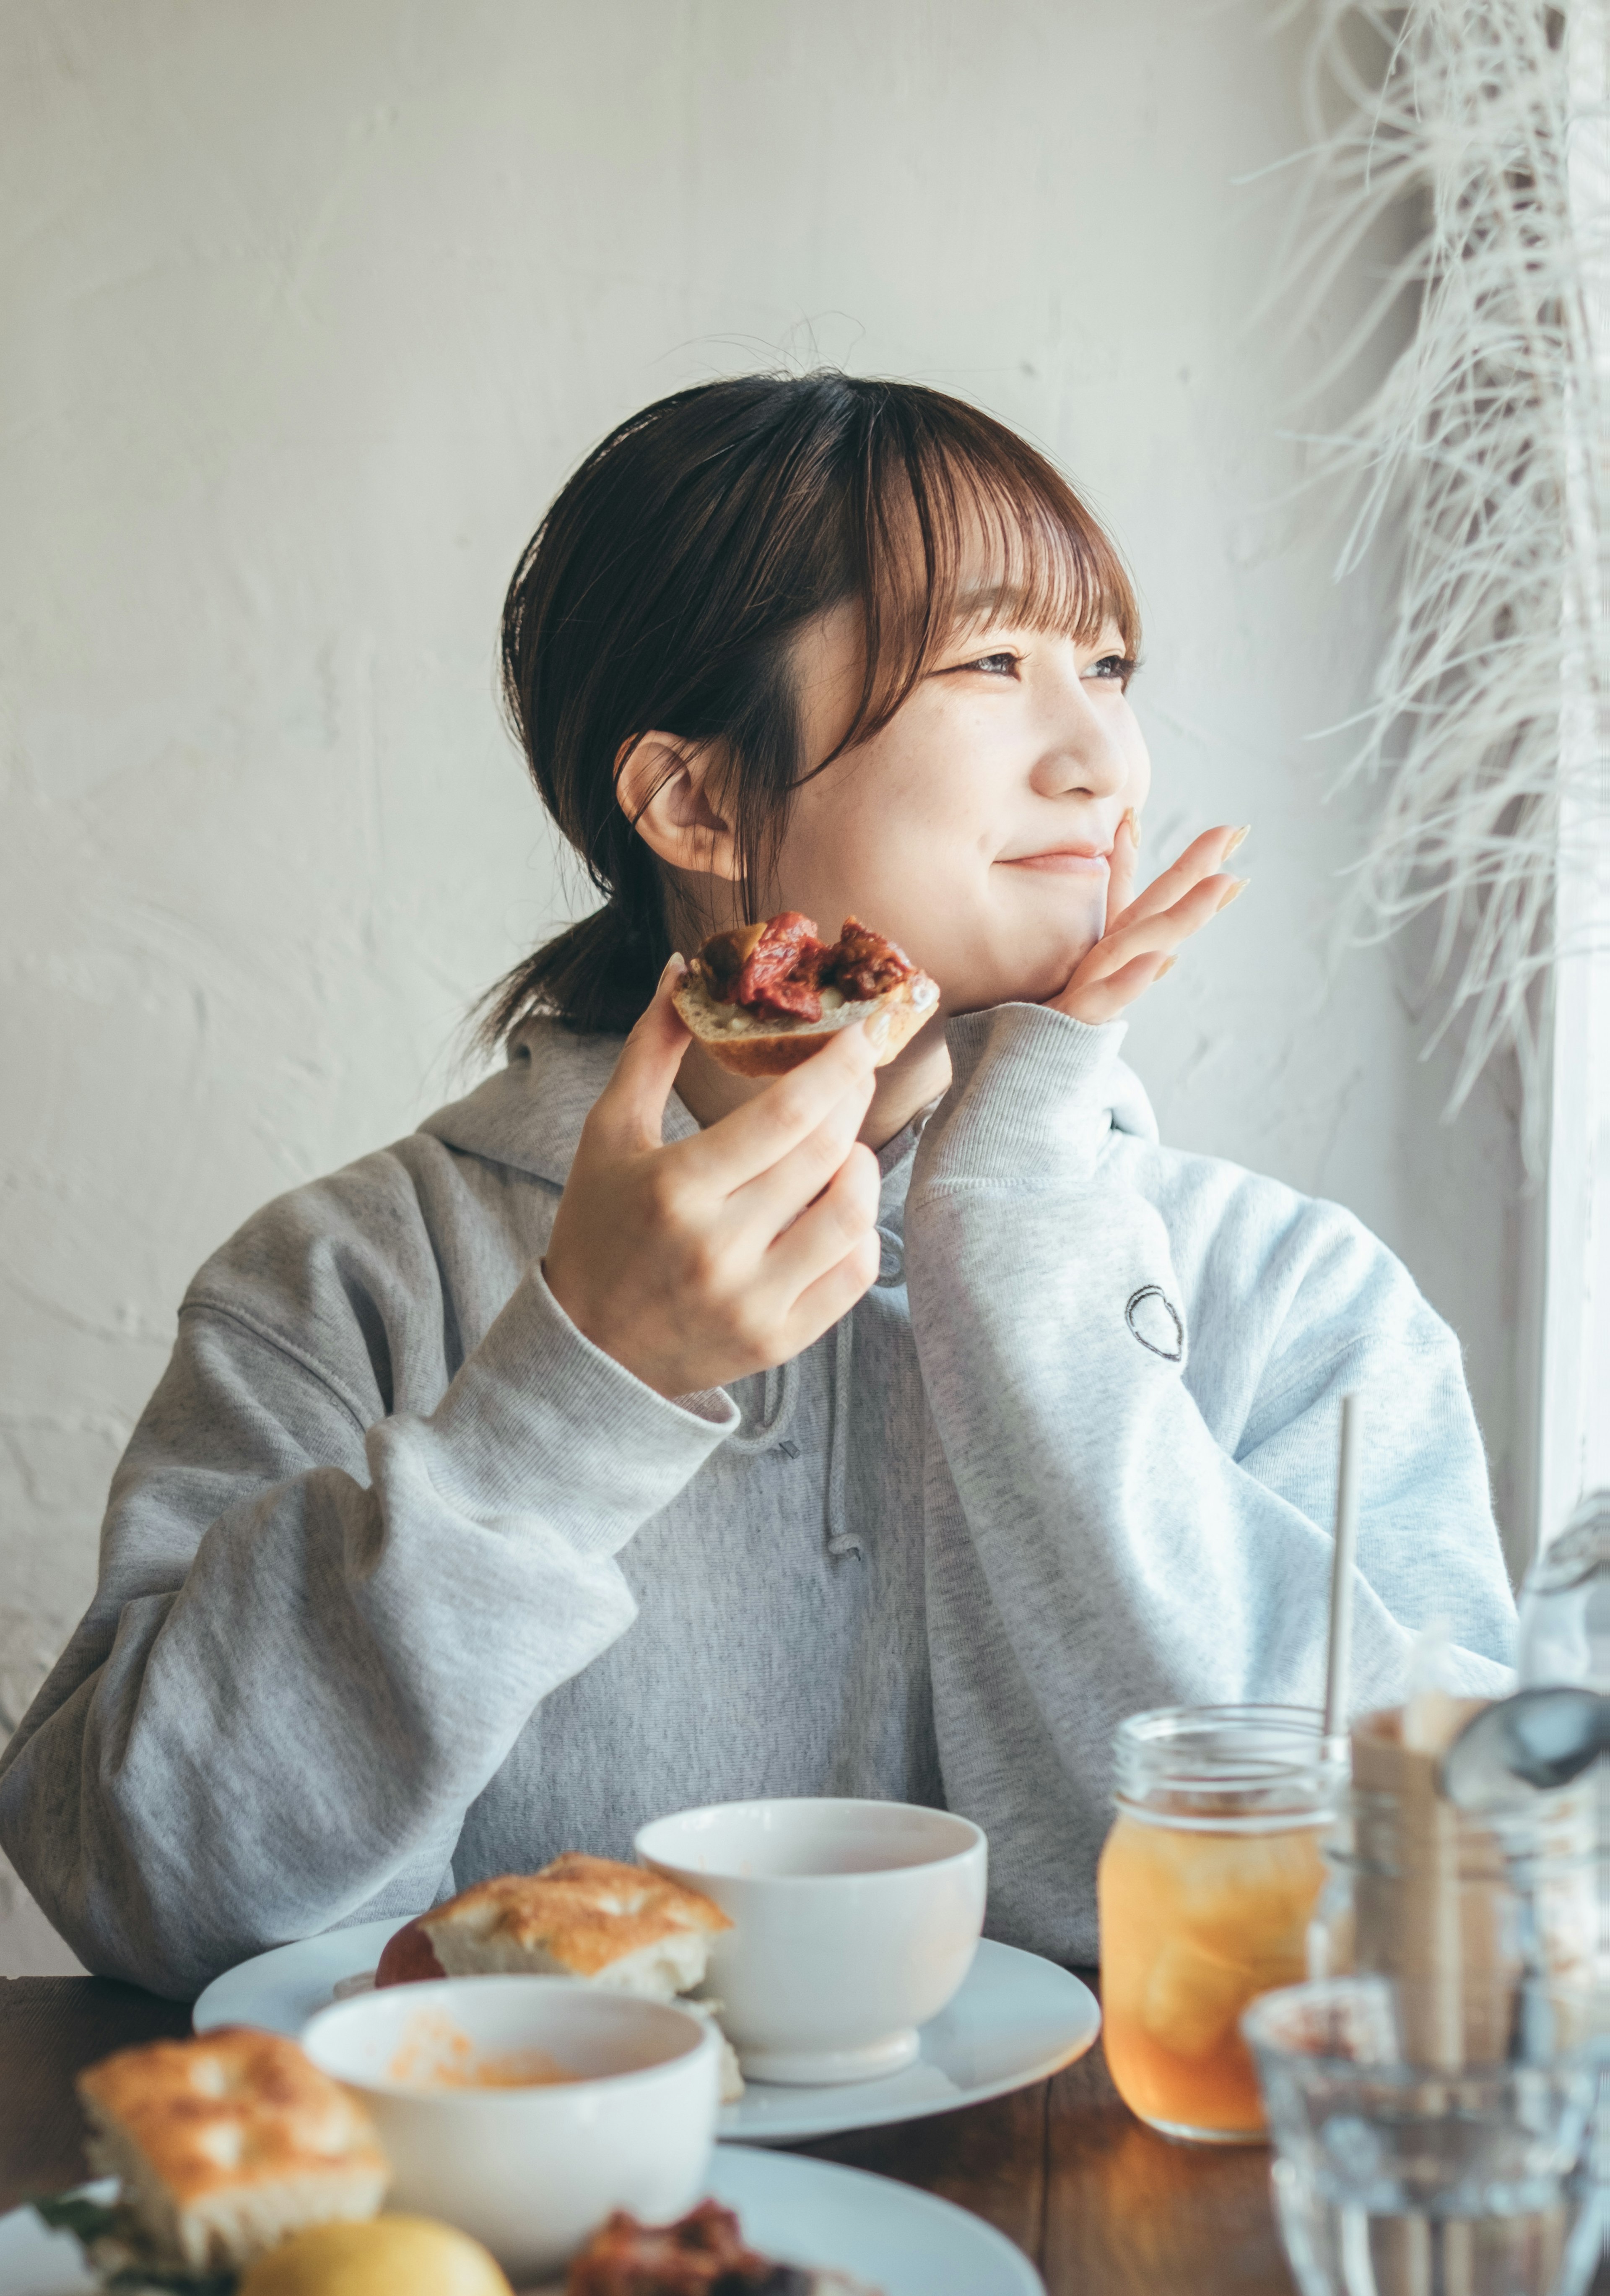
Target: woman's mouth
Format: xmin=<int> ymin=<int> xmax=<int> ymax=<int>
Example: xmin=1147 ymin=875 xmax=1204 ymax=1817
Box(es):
xmin=997 ymin=847 xmax=1110 ymax=876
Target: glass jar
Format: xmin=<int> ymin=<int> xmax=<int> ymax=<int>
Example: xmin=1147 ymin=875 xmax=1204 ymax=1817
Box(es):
xmin=1097 ymin=1703 xmax=1345 ymax=2143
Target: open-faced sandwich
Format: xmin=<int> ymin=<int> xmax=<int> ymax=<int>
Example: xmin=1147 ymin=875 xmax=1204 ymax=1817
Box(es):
xmin=565 ymin=2199 xmax=880 ymax=2295
xmin=374 ymin=1854 xmax=743 ymax=2100
xmin=673 ymin=913 xmax=938 ymax=1076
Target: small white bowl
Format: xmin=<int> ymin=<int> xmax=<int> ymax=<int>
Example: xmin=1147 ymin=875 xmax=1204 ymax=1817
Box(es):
xmin=635 ymin=1797 xmax=987 ymax=2086
xmin=301 ymin=1976 xmax=719 ymax=2280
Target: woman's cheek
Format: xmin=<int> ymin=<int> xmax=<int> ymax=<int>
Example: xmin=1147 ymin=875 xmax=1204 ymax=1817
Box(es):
xmin=932 ymin=917 xmax=1093 ymax=1012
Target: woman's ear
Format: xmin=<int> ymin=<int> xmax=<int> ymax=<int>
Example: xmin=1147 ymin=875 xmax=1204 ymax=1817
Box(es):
xmin=615 ymin=733 xmax=741 ymax=883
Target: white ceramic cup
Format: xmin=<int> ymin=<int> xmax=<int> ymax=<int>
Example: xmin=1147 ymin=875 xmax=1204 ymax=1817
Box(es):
xmin=301 ymin=1976 xmax=719 ymax=2280
xmin=634 ymin=1796 xmax=987 ymax=2086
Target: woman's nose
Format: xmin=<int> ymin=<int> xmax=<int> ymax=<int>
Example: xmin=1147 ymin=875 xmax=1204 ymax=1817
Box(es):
xmin=1028 ymin=693 xmax=1132 ymax=801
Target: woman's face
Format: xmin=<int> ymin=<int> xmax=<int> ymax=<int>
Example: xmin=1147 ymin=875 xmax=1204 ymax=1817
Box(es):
xmin=770 ymin=597 xmax=1151 ymax=1014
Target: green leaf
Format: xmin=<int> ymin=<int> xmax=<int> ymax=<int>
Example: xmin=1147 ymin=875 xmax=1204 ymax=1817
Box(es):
xmin=32 ymin=2195 xmax=122 ymax=2242
xmin=31 ymin=2193 xmax=236 ymax=2294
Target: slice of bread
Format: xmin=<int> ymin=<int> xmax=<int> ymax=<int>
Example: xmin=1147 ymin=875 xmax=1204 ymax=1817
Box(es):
xmin=673 ymin=963 xmax=938 ymax=1077
xmin=376 ymin=1854 xmax=731 ymax=2000
xmin=76 ymin=2027 xmax=388 ymax=2275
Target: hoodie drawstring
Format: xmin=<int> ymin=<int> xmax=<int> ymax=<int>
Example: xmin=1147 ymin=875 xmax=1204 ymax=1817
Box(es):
xmin=729 ymin=1217 xmax=903 ymax=1560
xmin=823 ymin=1219 xmax=903 ymax=1561
xmin=825 ymin=1311 xmax=861 ymax=1560
xmin=727 ymin=1327 xmax=857 ymax=1557
xmin=726 ymin=1357 xmax=801 ymax=1455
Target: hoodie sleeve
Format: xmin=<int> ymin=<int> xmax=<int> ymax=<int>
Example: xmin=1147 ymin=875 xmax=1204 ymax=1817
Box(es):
xmin=904 ymin=1002 xmax=1516 ymax=1961
xmin=0 ymin=1219 xmax=735 ymax=1999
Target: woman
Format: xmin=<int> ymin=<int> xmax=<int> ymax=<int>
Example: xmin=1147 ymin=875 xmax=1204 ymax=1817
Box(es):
xmin=0 ymin=374 xmax=1514 ymax=1997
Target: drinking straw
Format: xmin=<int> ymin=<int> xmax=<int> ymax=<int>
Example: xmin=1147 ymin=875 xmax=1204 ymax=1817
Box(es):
xmin=1323 ymin=1392 xmax=1363 ymax=1740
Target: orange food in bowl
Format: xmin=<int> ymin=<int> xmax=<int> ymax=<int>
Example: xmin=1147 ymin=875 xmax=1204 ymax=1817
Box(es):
xmin=384 ymin=2012 xmax=581 ymax=2092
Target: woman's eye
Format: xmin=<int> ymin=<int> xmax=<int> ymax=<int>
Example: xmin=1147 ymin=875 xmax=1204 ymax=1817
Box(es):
xmin=1084 ymin=653 xmax=1137 ymax=688
xmin=961 ymin=651 xmax=1021 ymax=677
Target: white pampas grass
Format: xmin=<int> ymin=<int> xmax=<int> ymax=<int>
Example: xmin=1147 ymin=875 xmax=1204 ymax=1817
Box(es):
xmin=1272 ymin=0 xmax=1608 ymax=1170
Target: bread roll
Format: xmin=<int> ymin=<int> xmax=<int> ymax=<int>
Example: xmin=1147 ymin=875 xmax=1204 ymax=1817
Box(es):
xmin=376 ymin=1854 xmax=730 ymax=1997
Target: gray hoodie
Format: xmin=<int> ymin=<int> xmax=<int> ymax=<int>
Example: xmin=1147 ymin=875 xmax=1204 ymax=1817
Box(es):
xmin=0 ymin=1005 xmax=1515 ymax=1997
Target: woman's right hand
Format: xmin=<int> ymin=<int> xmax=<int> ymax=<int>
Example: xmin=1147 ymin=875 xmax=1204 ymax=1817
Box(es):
xmin=543 ymin=958 xmax=883 ymax=1398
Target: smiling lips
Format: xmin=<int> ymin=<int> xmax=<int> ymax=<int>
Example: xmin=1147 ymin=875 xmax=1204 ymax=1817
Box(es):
xmin=999 ymin=847 xmax=1110 ymax=875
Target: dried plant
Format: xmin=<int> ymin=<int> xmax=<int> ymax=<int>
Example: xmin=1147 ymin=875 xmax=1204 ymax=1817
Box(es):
xmin=1269 ymin=0 xmax=1608 ymax=1169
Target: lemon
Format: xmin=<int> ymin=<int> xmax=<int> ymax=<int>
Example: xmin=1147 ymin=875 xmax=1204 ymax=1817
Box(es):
xmin=238 ymin=2216 xmax=513 ymax=2296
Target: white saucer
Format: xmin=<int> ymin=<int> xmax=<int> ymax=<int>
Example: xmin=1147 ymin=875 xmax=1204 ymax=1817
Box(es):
xmin=0 ymin=2154 xmax=1043 ymax=2295
xmin=193 ymin=1922 xmax=1099 ymax=2146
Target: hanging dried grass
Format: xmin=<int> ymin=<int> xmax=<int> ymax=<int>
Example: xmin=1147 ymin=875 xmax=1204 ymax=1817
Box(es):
xmin=1269 ymin=0 xmax=1608 ymax=1170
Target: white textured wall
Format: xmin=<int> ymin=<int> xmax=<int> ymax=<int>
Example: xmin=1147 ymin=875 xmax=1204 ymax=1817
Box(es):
xmin=0 ymin=0 xmax=1523 ymax=1976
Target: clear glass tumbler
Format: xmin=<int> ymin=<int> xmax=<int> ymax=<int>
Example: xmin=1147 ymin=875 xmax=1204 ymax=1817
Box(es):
xmin=1244 ymin=1977 xmax=1600 ymax=2296
xmin=1097 ymin=1703 xmax=1345 ymax=2142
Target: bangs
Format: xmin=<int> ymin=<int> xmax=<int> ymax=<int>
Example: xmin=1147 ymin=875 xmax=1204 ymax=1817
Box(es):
xmin=825 ymin=393 xmax=1140 ymax=767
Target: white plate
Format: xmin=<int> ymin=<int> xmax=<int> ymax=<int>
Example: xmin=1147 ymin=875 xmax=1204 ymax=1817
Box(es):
xmin=194 ymin=1924 xmax=1099 ymax=2145
xmin=0 ymin=2153 xmax=1043 ymax=2296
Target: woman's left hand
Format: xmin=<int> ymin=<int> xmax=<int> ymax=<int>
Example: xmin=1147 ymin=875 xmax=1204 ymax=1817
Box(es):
xmin=1046 ymin=817 xmax=1248 ymax=1027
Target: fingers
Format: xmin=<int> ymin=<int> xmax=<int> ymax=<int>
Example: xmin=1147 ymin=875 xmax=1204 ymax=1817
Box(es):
xmin=767 ymin=1144 xmax=882 ymax=1308
xmin=1065 ymin=948 xmax=1174 ymax=1025
xmin=784 ymin=1230 xmax=883 ymax=1354
xmin=1106 ymin=808 xmax=1141 ymax=930
xmin=591 ymin=956 xmax=692 ymax=1149
xmin=1078 ymin=868 xmax=1241 ymax=984
xmin=1110 ymin=824 xmax=1247 ymax=933
xmin=735 ymin=1074 xmax=875 ymax=1233
xmin=696 ymin=1023 xmax=880 ymax=1191
xmin=1049 ymin=852 xmax=1249 ymax=1025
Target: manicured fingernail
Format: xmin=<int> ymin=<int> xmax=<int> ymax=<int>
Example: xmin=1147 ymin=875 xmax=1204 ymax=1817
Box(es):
xmin=1156 ymin=955 xmax=1176 ymax=978
xmin=1216 ymin=876 xmax=1249 ymax=911
xmin=660 ymin=952 xmax=686 ymax=984
xmin=1225 ymin=824 xmax=1251 ymax=857
xmin=1122 ymin=806 xmax=1141 ymax=850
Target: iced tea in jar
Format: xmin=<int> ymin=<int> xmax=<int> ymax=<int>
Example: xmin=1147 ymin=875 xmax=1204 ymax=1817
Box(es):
xmin=1098 ymin=1704 xmax=1343 ymax=2142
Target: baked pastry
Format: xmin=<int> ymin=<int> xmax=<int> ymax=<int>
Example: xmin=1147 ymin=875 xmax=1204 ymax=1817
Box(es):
xmin=73 ymin=2026 xmax=387 ymax=2276
xmin=566 ymin=2198 xmax=880 ymax=2293
xmin=375 ymin=1855 xmax=743 ymax=2103
xmin=673 ymin=913 xmax=938 ymax=1076
xmin=376 ymin=1854 xmax=731 ymax=1995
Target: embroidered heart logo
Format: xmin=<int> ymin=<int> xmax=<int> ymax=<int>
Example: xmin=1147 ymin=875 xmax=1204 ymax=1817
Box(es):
xmin=1125 ymin=1284 xmax=1184 ymax=1362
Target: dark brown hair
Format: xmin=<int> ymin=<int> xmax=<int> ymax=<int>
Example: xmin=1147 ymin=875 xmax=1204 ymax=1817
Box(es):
xmin=481 ymin=372 xmax=1138 ymax=1043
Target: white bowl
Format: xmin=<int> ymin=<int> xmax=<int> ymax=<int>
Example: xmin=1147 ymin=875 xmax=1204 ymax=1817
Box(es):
xmin=301 ymin=1976 xmax=719 ymax=2280
xmin=635 ymin=1797 xmax=987 ymax=2086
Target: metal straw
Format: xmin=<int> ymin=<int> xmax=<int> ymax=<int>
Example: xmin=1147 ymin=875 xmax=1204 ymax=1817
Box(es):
xmin=1324 ymin=1392 xmax=1363 ymax=1741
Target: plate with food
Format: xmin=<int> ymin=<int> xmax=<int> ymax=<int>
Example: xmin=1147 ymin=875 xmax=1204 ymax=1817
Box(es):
xmin=1 ymin=2158 xmax=1041 ymax=2296
xmin=191 ymin=1843 xmax=1100 ymax=2147
xmin=1 ymin=2009 xmax=1042 ymax=2295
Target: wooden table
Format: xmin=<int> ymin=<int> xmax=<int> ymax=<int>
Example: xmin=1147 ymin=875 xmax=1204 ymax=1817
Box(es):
xmin=0 ymin=1971 xmax=1302 ymax=2293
